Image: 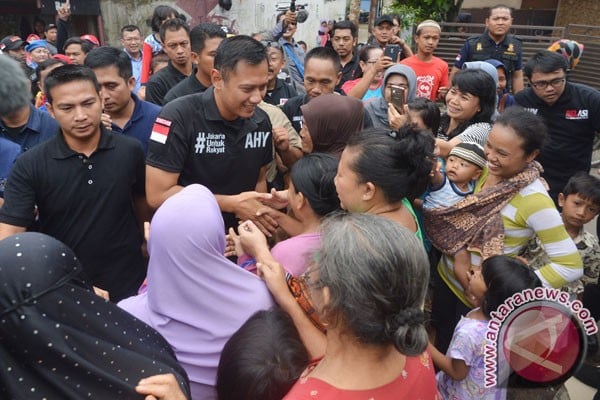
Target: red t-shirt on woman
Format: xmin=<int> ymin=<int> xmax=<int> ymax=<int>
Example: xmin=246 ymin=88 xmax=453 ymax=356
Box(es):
xmin=283 ymin=351 xmax=440 ymax=399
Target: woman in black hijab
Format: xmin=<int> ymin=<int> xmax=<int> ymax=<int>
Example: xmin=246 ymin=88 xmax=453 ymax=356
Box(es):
xmin=0 ymin=232 xmax=190 ymax=399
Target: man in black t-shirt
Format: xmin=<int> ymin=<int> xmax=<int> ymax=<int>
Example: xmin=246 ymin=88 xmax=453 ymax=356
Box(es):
xmin=146 ymin=18 xmax=194 ymax=105
xmin=163 ymin=23 xmax=226 ymax=104
xmin=282 ymin=47 xmax=342 ymax=133
xmin=0 ymin=65 xmax=148 ymax=302
xmin=515 ymin=51 xmax=600 ymax=203
xmin=331 ymin=20 xmax=362 ymax=89
xmin=146 ymin=36 xmax=279 ymax=234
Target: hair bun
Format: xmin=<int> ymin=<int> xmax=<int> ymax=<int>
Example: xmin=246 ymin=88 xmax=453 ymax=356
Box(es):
xmin=386 ymin=308 xmax=428 ymax=356
xmin=386 ymin=308 xmax=425 ymax=332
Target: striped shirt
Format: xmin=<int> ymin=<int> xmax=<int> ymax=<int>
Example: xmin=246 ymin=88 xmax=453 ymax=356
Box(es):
xmin=437 ymin=121 xmax=492 ymax=147
xmin=438 ymin=174 xmax=582 ymax=306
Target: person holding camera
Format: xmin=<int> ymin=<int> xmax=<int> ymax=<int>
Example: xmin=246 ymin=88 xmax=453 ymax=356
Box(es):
xmin=272 ymin=9 xmax=305 ymax=87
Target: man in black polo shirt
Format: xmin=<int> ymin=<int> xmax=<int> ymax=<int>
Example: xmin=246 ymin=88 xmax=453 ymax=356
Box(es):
xmin=515 ymin=50 xmax=600 ymax=203
xmin=146 ymin=36 xmax=277 ymax=234
xmin=282 ymin=47 xmax=342 ymax=133
xmin=146 ymin=18 xmax=194 ymax=105
xmin=163 ymin=22 xmax=226 ymax=104
xmin=451 ymin=4 xmax=523 ymax=93
xmin=0 ymin=65 xmax=148 ymax=302
xmin=331 ymin=20 xmax=362 ymax=89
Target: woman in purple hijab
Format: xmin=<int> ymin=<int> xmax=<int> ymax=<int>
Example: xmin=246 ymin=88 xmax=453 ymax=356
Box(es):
xmin=119 ymin=184 xmax=275 ymax=400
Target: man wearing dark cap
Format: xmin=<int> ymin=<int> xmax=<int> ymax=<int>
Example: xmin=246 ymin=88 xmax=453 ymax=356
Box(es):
xmin=369 ymin=15 xmax=412 ymax=60
xmin=45 ymin=24 xmax=58 ymax=55
xmin=1 ymin=35 xmax=37 ymax=91
xmin=1 ymin=36 xmax=28 ymax=63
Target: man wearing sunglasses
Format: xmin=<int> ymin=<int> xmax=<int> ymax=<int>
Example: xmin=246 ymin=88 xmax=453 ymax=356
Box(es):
xmin=515 ymin=50 xmax=600 ymax=204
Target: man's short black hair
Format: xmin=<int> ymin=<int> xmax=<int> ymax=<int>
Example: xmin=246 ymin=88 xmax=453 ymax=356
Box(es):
xmin=523 ymin=50 xmax=568 ymax=79
xmin=63 ymin=37 xmax=93 ymax=54
xmin=84 ymin=47 xmax=133 ymax=81
xmin=331 ymin=20 xmax=358 ymax=39
xmin=159 ymin=18 xmax=190 ymax=44
xmin=44 ymin=64 xmax=99 ymax=104
xmin=35 ymin=58 xmax=67 ymax=85
xmin=488 ymin=4 xmax=513 ymax=17
xmin=304 ymin=46 xmax=341 ymax=74
xmin=190 ymin=23 xmax=226 ymax=54
xmin=120 ymin=24 xmax=141 ymax=36
xmin=214 ymin=35 xmax=267 ymax=79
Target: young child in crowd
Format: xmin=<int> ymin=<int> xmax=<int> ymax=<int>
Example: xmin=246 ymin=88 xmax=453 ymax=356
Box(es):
xmin=407 ymin=97 xmax=442 ymax=135
xmin=429 ymin=255 xmax=542 ymax=400
xmin=484 ymin=59 xmax=516 ymax=112
xmin=520 ymin=172 xmax=600 ymax=297
xmin=217 ymin=309 xmax=309 ymax=400
xmin=423 ymin=142 xmax=487 ymax=302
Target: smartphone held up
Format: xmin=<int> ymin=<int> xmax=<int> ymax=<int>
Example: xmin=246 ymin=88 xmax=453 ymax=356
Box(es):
xmin=383 ymin=44 xmax=400 ymax=63
xmin=390 ymin=85 xmax=405 ymax=113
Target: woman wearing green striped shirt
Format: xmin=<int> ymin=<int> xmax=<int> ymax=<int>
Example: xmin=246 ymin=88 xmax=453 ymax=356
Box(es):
xmin=429 ymin=106 xmax=582 ymax=353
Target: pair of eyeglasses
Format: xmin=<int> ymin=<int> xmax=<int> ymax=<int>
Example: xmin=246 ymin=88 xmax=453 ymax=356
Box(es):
xmin=261 ymin=40 xmax=281 ymax=49
xmin=530 ymin=77 xmax=566 ymax=89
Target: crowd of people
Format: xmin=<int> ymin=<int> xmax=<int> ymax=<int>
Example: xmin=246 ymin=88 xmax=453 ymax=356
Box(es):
xmin=0 ymin=2 xmax=599 ymax=400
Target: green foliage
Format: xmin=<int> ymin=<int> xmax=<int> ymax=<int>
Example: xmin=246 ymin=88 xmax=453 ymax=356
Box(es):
xmin=383 ymin=3 xmax=420 ymax=30
xmin=387 ymin=0 xmax=463 ymax=25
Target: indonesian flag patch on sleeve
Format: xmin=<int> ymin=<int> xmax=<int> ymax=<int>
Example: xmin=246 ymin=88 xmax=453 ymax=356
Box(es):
xmin=150 ymin=117 xmax=172 ymax=144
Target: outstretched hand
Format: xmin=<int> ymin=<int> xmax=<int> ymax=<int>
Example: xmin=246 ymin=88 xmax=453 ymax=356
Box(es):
xmin=135 ymin=373 xmax=187 ymax=400
xmin=225 ymin=227 xmax=243 ymax=258
xmin=238 ymin=220 xmax=269 ymax=259
xmin=259 ymin=188 xmax=290 ymax=210
xmin=257 ymin=260 xmax=290 ymax=303
xmin=233 ymin=192 xmax=279 ymax=236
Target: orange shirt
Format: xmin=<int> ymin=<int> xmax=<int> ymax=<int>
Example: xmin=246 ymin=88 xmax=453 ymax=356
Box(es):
xmin=401 ymin=55 xmax=449 ymax=101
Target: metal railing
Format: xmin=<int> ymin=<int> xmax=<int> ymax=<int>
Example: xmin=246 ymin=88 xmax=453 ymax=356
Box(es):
xmin=434 ymin=22 xmax=600 ymax=91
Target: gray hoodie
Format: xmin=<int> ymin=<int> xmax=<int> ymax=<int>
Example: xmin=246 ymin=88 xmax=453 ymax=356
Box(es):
xmin=364 ymin=64 xmax=417 ymax=129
